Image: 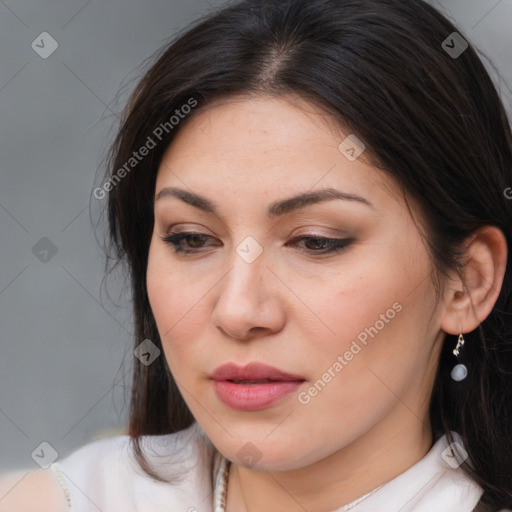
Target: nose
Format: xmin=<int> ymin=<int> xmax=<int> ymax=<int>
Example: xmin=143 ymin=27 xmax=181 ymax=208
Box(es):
xmin=210 ymin=244 xmax=286 ymax=341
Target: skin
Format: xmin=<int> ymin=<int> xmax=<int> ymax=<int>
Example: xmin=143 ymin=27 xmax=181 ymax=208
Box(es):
xmin=146 ymin=94 xmax=507 ymax=512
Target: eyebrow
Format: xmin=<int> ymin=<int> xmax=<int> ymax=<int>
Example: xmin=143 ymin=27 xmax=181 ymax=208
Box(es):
xmin=155 ymin=186 xmax=374 ymax=217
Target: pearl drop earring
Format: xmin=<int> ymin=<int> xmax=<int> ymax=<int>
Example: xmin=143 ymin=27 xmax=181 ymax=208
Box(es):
xmin=451 ymin=333 xmax=468 ymax=381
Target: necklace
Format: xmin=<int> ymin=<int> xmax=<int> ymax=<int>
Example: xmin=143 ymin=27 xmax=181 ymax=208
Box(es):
xmin=213 ymin=456 xmax=230 ymax=512
xmin=212 ymin=455 xmax=385 ymax=512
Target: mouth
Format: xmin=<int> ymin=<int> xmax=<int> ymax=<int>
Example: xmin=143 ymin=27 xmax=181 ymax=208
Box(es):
xmin=209 ymin=362 xmax=305 ymax=411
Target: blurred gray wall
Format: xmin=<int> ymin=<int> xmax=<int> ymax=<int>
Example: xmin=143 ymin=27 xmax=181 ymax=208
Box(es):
xmin=1 ymin=0 xmax=511 ymax=473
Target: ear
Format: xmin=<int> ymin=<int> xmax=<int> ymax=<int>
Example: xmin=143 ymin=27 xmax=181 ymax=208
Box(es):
xmin=440 ymin=226 xmax=508 ymax=334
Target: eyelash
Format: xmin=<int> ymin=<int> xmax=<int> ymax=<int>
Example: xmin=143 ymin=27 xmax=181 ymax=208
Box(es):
xmin=160 ymin=232 xmax=352 ymax=256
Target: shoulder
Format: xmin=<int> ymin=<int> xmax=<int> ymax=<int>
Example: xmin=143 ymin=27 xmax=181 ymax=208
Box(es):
xmin=0 ymin=422 xmax=221 ymax=512
xmin=0 ymin=467 xmax=70 ymax=512
xmin=57 ymin=421 xmax=219 ymax=511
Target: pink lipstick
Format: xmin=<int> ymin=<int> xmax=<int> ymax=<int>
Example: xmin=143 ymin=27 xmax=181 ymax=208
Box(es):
xmin=210 ymin=362 xmax=305 ymax=411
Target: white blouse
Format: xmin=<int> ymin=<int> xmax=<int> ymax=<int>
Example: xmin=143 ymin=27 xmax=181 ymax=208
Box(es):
xmin=37 ymin=421 xmax=507 ymax=511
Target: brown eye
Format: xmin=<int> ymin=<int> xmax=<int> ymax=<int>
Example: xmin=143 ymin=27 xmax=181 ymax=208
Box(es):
xmin=161 ymin=232 xmax=216 ymax=254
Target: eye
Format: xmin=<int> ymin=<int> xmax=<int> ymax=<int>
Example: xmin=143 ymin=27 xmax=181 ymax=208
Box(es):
xmin=161 ymin=232 xmax=216 ymax=254
xmin=160 ymin=232 xmax=353 ymax=255
xmin=287 ymin=235 xmax=353 ymax=254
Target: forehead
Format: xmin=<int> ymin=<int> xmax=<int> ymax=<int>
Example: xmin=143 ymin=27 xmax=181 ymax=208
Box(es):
xmin=163 ymin=93 xmax=345 ymax=159
xmin=155 ymin=94 xmax=403 ymax=214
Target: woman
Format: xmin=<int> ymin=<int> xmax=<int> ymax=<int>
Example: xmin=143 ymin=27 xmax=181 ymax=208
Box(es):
xmin=1 ymin=0 xmax=511 ymax=510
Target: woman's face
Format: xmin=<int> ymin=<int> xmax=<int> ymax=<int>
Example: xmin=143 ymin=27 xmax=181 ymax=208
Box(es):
xmin=147 ymin=94 xmax=446 ymax=471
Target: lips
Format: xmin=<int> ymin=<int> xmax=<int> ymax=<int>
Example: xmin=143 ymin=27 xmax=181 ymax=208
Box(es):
xmin=209 ymin=361 xmax=305 ymax=382
xmin=210 ymin=362 xmax=305 ymax=411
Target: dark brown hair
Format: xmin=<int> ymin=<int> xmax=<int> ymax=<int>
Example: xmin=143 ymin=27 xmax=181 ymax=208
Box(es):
xmin=101 ymin=0 xmax=512 ymax=509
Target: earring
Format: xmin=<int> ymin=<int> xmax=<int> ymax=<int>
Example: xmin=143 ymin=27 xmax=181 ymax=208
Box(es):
xmin=451 ymin=333 xmax=468 ymax=381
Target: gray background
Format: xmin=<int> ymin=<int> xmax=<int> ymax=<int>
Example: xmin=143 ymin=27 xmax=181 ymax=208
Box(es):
xmin=1 ymin=0 xmax=511 ymax=474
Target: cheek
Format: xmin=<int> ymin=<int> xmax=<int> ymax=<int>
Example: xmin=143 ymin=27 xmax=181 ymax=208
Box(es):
xmin=300 ymin=256 xmax=402 ymax=352
xmin=146 ymin=243 xmax=211 ymax=365
xmin=297 ymin=246 xmax=429 ymax=392
xmin=321 ymin=294 xmax=434 ymax=417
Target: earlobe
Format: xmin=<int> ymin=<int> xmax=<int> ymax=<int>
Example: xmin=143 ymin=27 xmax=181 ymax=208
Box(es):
xmin=440 ymin=225 xmax=508 ymax=335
